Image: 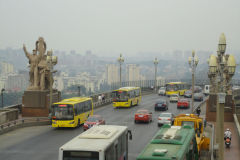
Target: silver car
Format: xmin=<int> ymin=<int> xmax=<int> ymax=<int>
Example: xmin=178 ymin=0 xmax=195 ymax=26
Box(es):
xmin=158 ymin=87 xmax=166 ymax=96
xmin=158 ymin=112 xmax=174 ymax=127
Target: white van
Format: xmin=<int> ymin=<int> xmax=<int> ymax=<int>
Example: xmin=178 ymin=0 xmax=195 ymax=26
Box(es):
xmin=204 ymin=85 xmax=210 ymax=96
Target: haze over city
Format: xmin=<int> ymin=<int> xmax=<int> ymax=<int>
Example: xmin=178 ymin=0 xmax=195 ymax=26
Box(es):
xmin=0 ymin=0 xmax=240 ymax=105
xmin=1 ymin=0 xmax=240 ymax=56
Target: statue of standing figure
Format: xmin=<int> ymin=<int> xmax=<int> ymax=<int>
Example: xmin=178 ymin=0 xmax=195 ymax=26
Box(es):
xmin=23 ymin=37 xmax=57 ymax=91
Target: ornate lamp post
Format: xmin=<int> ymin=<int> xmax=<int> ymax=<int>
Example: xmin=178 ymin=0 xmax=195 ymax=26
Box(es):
xmin=117 ymin=54 xmax=124 ymax=88
xmin=153 ymin=57 xmax=159 ymax=93
xmin=208 ymin=33 xmax=236 ymax=160
xmin=188 ymin=50 xmax=199 ymax=113
xmin=47 ymin=50 xmax=58 ymax=111
xmin=1 ymin=88 xmax=5 ymax=108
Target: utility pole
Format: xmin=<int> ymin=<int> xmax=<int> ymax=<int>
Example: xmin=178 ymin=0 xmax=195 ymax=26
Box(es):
xmin=153 ymin=57 xmax=159 ymax=93
xmin=1 ymin=88 xmax=5 ymax=108
xmin=117 ymin=53 xmax=124 ymax=88
xmin=78 ymin=86 xmax=81 ymax=96
xmin=188 ymin=50 xmax=199 ymax=113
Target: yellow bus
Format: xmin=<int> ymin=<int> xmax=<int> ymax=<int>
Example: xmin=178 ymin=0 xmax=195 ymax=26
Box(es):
xmin=112 ymin=87 xmax=141 ymax=108
xmin=165 ymin=82 xmax=187 ymax=96
xmin=51 ymin=97 xmax=93 ymax=128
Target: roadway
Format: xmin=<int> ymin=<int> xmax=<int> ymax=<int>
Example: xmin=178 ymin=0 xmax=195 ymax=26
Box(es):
xmin=0 ymin=94 xmax=203 ymax=160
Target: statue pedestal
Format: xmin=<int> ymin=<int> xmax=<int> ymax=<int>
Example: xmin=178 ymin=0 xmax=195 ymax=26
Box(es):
xmin=22 ymin=90 xmax=61 ymax=117
xmin=206 ymin=94 xmax=235 ymax=122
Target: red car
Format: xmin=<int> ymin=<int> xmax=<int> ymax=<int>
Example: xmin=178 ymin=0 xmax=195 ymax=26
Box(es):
xmin=177 ymin=99 xmax=190 ymax=109
xmin=134 ymin=109 xmax=152 ymax=123
xmin=83 ymin=115 xmax=105 ymax=131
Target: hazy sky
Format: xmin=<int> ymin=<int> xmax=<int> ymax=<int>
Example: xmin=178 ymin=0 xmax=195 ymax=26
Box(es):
xmin=0 ymin=0 xmax=240 ymax=56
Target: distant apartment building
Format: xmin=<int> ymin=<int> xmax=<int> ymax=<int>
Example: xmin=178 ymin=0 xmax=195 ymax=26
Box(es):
xmin=106 ymin=64 xmax=119 ymax=85
xmin=5 ymin=74 xmax=28 ymax=91
xmin=0 ymin=61 xmax=14 ymax=75
xmin=126 ymin=64 xmax=140 ymax=81
xmin=54 ymin=76 xmax=64 ymax=91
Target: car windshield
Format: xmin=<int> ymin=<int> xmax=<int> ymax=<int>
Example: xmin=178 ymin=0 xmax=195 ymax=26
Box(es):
xmin=159 ymin=113 xmax=171 ymax=117
xmin=194 ymin=93 xmax=201 ymax=96
xmin=179 ymin=99 xmax=187 ymax=102
xmin=160 ymin=87 xmax=166 ymax=90
xmin=52 ymin=104 xmax=74 ymax=120
xmin=157 ymin=100 xmax=165 ymax=104
xmin=171 ymin=95 xmax=178 ymax=97
xmin=87 ymin=116 xmax=99 ymax=122
xmin=185 ymin=90 xmax=191 ymax=94
xmin=136 ymin=110 xmax=148 ymax=114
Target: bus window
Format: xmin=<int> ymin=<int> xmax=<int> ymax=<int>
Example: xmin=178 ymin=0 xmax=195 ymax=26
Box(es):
xmin=52 ymin=104 xmax=73 ymax=120
xmin=112 ymin=91 xmax=128 ymax=102
xmin=63 ymin=151 xmax=99 ymax=160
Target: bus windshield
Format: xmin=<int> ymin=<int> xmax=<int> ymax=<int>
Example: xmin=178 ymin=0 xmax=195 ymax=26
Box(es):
xmin=63 ymin=151 xmax=99 ymax=160
xmin=166 ymin=84 xmax=178 ymax=91
xmin=112 ymin=91 xmax=128 ymax=102
xmin=182 ymin=121 xmax=194 ymax=128
xmin=52 ymin=104 xmax=74 ymax=120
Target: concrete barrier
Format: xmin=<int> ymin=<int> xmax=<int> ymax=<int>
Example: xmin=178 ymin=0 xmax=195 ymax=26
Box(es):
xmin=0 ymin=109 xmax=19 ymax=125
xmin=0 ymin=117 xmax=50 ymax=135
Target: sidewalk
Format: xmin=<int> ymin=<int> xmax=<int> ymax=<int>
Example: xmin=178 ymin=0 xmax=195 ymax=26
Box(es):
xmin=200 ymin=101 xmax=240 ymax=159
xmin=212 ymin=122 xmax=240 ymax=159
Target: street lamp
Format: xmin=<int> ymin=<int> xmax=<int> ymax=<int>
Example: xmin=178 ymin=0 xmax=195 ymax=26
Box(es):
xmin=1 ymin=88 xmax=5 ymax=108
xmin=47 ymin=50 xmax=58 ymax=111
xmin=207 ymin=33 xmax=236 ymax=160
xmin=117 ymin=53 xmax=124 ymax=88
xmin=153 ymin=57 xmax=159 ymax=93
xmin=188 ymin=50 xmax=199 ymax=113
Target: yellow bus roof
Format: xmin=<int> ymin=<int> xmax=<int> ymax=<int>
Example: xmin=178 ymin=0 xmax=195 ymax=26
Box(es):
xmin=114 ymin=86 xmax=140 ymax=91
xmin=54 ymin=97 xmax=92 ymax=105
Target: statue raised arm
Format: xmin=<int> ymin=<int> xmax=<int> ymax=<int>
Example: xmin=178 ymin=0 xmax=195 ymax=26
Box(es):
xmin=23 ymin=44 xmax=41 ymax=90
xmin=23 ymin=44 xmax=30 ymax=59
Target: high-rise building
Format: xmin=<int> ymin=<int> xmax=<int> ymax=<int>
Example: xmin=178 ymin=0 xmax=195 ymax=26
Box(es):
xmin=126 ymin=64 xmax=140 ymax=81
xmin=106 ymin=64 xmax=119 ymax=85
xmin=0 ymin=62 xmax=14 ymax=75
xmin=5 ymin=74 xmax=28 ymax=91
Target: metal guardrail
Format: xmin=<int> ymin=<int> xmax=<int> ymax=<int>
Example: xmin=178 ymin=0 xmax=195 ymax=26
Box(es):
xmin=193 ymin=96 xmax=208 ymax=114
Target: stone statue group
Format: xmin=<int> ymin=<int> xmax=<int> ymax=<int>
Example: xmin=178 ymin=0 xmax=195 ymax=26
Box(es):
xmin=23 ymin=37 xmax=57 ymax=91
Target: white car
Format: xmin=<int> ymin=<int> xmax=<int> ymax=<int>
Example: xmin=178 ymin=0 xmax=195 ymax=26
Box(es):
xmin=158 ymin=87 xmax=166 ymax=96
xmin=158 ymin=112 xmax=174 ymax=127
xmin=169 ymin=94 xmax=179 ymax=103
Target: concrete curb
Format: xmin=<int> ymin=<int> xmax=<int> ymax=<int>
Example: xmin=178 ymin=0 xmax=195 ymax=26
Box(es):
xmin=233 ymin=114 xmax=240 ymax=141
xmin=0 ymin=120 xmax=50 ymax=135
